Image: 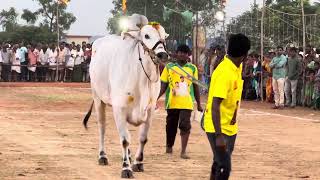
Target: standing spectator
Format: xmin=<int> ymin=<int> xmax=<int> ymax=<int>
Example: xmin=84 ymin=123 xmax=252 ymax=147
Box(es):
xmin=262 ymin=51 xmax=275 ymax=102
xmin=48 ymin=44 xmax=58 ymax=81
xmin=269 ymin=46 xmax=287 ymax=109
xmin=82 ymin=44 xmax=92 ymax=82
xmin=242 ymin=55 xmax=254 ymax=100
xmin=10 ymin=45 xmax=21 ymax=82
xmin=71 ymin=41 xmax=76 ymax=49
xmin=158 ymin=44 xmax=203 ymax=159
xmin=252 ymin=54 xmax=262 ymax=101
xmin=304 ymin=60 xmax=317 ymax=107
xmin=38 ymin=44 xmax=49 ymax=82
xmin=66 ymin=44 xmax=76 ymax=81
xmin=210 ymin=45 xmax=225 ymax=73
xmin=64 ymin=43 xmax=72 ymax=81
xmin=285 ymin=47 xmax=301 ymax=108
xmin=17 ymin=43 xmax=28 ymax=81
xmin=82 ymin=41 xmax=87 ymax=48
xmin=313 ymin=64 xmax=320 ymax=109
xmin=57 ymin=43 xmax=66 ymax=82
xmin=296 ymin=53 xmax=304 ymax=106
xmin=198 ymin=49 xmax=208 ymax=94
xmin=72 ymin=44 xmax=84 ymax=82
xmin=0 ymin=44 xmax=3 ymax=81
xmin=1 ymin=44 xmax=11 ymax=81
xmin=203 ymin=34 xmax=250 ymax=180
xmin=28 ymin=45 xmax=39 ymax=81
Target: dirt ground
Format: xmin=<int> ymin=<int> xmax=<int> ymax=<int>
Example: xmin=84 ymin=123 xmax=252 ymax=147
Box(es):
xmin=0 ymin=83 xmax=320 ymax=180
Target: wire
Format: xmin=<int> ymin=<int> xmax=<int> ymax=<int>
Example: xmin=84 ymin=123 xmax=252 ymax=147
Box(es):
xmin=267 ymin=7 xmax=319 ymax=16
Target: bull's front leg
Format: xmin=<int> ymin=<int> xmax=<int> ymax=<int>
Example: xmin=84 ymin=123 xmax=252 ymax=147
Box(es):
xmin=132 ymin=111 xmax=152 ymax=172
xmin=113 ymin=107 xmax=134 ymax=179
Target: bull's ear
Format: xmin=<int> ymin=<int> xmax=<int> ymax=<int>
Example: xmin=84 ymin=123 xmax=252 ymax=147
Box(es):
xmin=165 ymin=33 xmax=169 ymax=39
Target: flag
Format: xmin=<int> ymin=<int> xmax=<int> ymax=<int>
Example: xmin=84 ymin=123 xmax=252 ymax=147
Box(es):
xmin=122 ymin=0 xmax=127 ymax=14
xmin=58 ymin=0 xmax=70 ymax=5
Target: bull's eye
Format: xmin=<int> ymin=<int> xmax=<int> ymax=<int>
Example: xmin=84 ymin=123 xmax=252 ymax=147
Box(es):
xmin=145 ymin=34 xmax=150 ymax=39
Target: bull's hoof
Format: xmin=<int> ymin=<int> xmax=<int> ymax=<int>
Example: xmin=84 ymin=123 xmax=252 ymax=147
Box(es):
xmin=98 ymin=157 xmax=108 ymax=166
xmin=132 ymin=163 xmax=144 ymax=172
xmin=121 ymin=169 xmax=134 ymax=178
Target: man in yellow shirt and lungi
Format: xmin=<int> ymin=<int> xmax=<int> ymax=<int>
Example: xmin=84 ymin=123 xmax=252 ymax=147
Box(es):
xmin=203 ymin=34 xmax=251 ymax=180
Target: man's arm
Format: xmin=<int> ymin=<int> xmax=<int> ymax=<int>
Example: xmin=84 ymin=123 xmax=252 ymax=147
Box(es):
xmin=158 ymin=82 xmax=168 ymax=100
xmin=269 ymin=58 xmax=276 ymax=68
xmin=193 ymin=84 xmax=203 ymax=111
xmin=275 ymin=56 xmax=287 ymax=68
xmin=212 ymin=97 xmax=226 ymax=149
xmin=212 ymin=97 xmax=223 ymax=134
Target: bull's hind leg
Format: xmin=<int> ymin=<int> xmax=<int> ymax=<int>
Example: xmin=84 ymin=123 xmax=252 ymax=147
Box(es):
xmin=113 ymin=107 xmax=134 ymax=178
xmin=132 ymin=111 xmax=152 ymax=172
xmin=94 ymin=98 xmax=108 ymax=165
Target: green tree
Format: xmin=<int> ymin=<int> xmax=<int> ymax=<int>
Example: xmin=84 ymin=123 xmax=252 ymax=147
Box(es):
xmin=226 ymin=0 xmax=320 ymax=49
xmin=107 ymin=0 xmax=212 ymax=41
xmin=24 ymin=0 xmax=76 ymax=33
xmin=21 ymin=9 xmax=38 ymax=25
xmin=0 ymin=25 xmax=56 ymax=44
xmin=0 ymin=7 xmax=19 ymax=32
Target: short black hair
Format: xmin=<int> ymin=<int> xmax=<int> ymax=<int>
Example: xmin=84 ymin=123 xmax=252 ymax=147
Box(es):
xmin=227 ymin=34 xmax=251 ymax=58
xmin=290 ymin=47 xmax=297 ymax=52
xmin=277 ymin=46 xmax=283 ymax=50
xmin=176 ymin=44 xmax=191 ymax=54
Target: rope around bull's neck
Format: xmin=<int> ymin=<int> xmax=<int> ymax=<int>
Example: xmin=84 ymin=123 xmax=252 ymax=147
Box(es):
xmin=137 ymin=41 xmax=160 ymax=83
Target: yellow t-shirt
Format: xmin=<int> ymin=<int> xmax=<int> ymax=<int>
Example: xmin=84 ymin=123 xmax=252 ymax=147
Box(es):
xmin=204 ymin=56 xmax=244 ymax=136
xmin=160 ymin=62 xmax=198 ymax=110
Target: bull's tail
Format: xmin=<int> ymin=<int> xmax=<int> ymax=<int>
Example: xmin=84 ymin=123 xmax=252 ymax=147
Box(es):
xmin=83 ymin=101 xmax=94 ymax=129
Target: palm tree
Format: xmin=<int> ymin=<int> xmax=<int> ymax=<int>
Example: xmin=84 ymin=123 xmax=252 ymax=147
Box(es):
xmin=0 ymin=7 xmax=19 ymax=32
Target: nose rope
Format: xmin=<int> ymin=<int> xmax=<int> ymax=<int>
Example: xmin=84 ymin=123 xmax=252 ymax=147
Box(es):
xmin=137 ymin=43 xmax=153 ymax=82
xmin=123 ymin=32 xmax=166 ymax=83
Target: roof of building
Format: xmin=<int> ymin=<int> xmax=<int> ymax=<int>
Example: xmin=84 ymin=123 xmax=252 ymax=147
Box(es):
xmin=65 ymin=35 xmax=92 ymax=38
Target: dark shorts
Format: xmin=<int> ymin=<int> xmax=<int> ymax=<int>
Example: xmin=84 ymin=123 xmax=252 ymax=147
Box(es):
xmin=166 ymin=109 xmax=192 ymax=147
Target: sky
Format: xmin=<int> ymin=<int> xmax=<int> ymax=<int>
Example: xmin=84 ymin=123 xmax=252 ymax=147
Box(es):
xmin=3 ymin=0 xmax=313 ymax=36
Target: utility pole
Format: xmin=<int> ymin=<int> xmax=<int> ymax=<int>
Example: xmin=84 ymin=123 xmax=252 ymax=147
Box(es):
xmin=195 ymin=12 xmax=199 ymax=66
xmin=301 ymin=0 xmax=306 ymax=106
xmin=56 ymin=2 xmax=60 ymax=82
xmin=260 ymin=0 xmax=266 ymax=101
xmin=301 ymin=0 xmax=306 ymax=62
xmin=144 ymin=0 xmax=147 ymax=16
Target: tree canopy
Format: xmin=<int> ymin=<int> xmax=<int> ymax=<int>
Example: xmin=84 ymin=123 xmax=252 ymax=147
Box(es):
xmin=0 ymin=7 xmax=19 ymax=32
xmin=0 ymin=0 xmax=76 ymax=44
xmin=107 ymin=0 xmax=213 ymax=42
xmin=226 ymin=0 xmax=320 ymax=50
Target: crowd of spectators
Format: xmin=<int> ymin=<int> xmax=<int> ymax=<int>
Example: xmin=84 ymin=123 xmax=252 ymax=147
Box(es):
xmin=199 ymin=45 xmax=320 ymax=110
xmin=0 ymin=41 xmax=92 ymax=82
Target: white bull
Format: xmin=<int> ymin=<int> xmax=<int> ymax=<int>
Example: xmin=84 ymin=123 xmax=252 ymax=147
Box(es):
xmin=83 ymin=14 xmax=169 ymax=178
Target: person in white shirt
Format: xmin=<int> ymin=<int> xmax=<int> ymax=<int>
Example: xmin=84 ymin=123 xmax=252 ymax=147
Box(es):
xmin=48 ymin=44 xmax=58 ymax=81
xmin=37 ymin=45 xmax=49 ymax=82
xmin=65 ymin=44 xmax=75 ymax=81
xmin=10 ymin=45 xmax=21 ymax=82
xmin=57 ymin=43 xmax=66 ymax=82
xmin=72 ymin=44 xmax=84 ymax=82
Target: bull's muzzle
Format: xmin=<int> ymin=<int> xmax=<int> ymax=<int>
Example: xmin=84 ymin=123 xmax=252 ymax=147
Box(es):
xmin=156 ymin=52 xmax=169 ymax=62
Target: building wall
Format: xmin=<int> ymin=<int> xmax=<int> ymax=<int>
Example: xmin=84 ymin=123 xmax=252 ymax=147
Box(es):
xmin=65 ymin=37 xmax=90 ymax=45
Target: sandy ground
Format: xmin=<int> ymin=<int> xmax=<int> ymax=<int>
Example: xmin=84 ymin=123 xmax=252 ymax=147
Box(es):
xmin=0 ymin=83 xmax=320 ymax=180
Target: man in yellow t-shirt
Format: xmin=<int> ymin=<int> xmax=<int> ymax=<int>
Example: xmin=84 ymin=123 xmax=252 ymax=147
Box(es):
xmin=158 ymin=44 xmax=203 ymax=159
xmin=203 ymin=34 xmax=250 ymax=180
